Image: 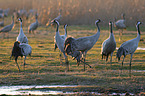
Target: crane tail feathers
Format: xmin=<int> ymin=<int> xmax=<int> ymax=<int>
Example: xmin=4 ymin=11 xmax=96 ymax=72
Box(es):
xmin=64 ymin=37 xmax=75 ymax=55
xmin=116 ymin=47 xmax=124 ymax=61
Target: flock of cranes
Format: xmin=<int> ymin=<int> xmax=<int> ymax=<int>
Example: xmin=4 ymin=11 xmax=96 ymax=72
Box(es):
xmin=0 ymin=9 xmax=143 ymax=76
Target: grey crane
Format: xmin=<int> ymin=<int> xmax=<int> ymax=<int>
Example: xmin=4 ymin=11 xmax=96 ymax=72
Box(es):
xmin=0 ymin=17 xmax=4 ymax=27
xmin=114 ymin=13 xmax=126 ymax=41
xmin=10 ymin=41 xmax=32 ymax=72
xmin=101 ymin=21 xmax=116 ymax=63
xmin=0 ymin=15 xmax=14 ymax=38
xmin=16 ymin=18 xmax=28 ymax=44
xmin=51 ymin=20 xmax=69 ymax=71
xmin=64 ymin=19 xmax=101 ymax=71
xmin=4 ymin=8 xmax=9 ymax=17
xmin=28 ymin=13 xmax=38 ymax=34
xmin=54 ymin=24 xmax=68 ymax=51
xmin=0 ymin=13 xmax=4 ymax=18
xmin=116 ymin=21 xmax=141 ymax=76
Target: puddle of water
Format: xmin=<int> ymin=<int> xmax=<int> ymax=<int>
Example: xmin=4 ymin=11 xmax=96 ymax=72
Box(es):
xmin=116 ymin=47 xmax=145 ymax=50
xmin=0 ymin=85 xmax=77 ymax=95
xmin=0 ymin=85 xmax=135 ymax=95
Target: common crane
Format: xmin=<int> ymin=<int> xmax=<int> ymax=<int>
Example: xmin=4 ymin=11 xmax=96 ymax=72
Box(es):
xmin=116 ymin=21 xmax=141 ymax=76
xmin=54 ymin=24 xmax=68 ymax=51
xmin=0 ymin=17 xmax=4 ymax=27
xmin=0 ymin=15 xmax=14 ymax=38
xmin=64 ymin=19 xmax=101 ymax=71
xmin=28 ymin=13 xmax=38 ymax=34
xmin=114 ymin=13 xmax=126 ymax=41
xmin=10 ymin=41 xmax=32 ymax=72
xmin=51 ymin=20 xmax=69 ymax=71
xmin=101 ymin=21 xmax=116 ymax=63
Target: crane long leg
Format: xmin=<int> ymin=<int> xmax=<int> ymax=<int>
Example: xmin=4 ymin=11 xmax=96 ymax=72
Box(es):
xmin=129 ymin=54 xmax=133 ymax=77
xmin=106 ymin=55 xmax=109 ymax=62
xmin=110 ymin=52 xmax=113 ymax=63
xmin=80 ymin=60 xmax=91 ymax=68
xmin=122 ymin=56 xmax=126 ymax=70
xmin=65 ymin=57 xmax=69 ymax=72
xmin=24 ymin=56 xmax=26 ymax=71
xmin=82 ymin=53 xmax=86 ymax=71
xmin=59 ymin=51 xmax=63 ymax=65
xmin=64 ymin=53 xmax=69 ymax=72
xmin=15 ymin=57 xmax=20 ymax=72
xmin=82 ymin=53 xmax=92 ymax=71
xmin=102 ymin=53 xmax=103 ymax=59
xmin=119 ymin=29 xmax=123 ymax=41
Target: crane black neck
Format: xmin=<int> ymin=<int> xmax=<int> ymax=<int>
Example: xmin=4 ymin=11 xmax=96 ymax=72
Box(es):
xmin=137 ymin=24 xmax=140 ymax=35
xmin=65 ymin=27 xmax=67 ymax=35
xmin=96 ymin=23 xmax=100 ymax=32
xmin=56 ymin=22 xmax=59 ymax=32
xmin=109 ymin=23 xmax=113 ymax=33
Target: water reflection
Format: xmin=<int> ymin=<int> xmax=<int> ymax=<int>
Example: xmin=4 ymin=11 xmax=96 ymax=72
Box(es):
xmin=116 ymin=47 xmax=145 ymax=50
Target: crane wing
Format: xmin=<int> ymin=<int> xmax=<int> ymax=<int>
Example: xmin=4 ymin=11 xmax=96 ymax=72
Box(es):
xmin=19 ymin=43 xmax=32 ymax=56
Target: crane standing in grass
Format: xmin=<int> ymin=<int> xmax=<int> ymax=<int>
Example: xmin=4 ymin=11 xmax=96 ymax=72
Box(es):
xmin=16 ymin=18 xmax=28 ymax=44
xmin=54 ymin=24 xmax=68 ymax=51
xmin=10 ymin=41 xmax=32 ymax=72
xmin=0 ymin=17 xmax=4 ymax=27
xmin=64 ymin=19 xmax=101 ymax=71
xmin=116 ymin=21 xmax=142 ymax=76
xmin=28 ymin=13 xmax=38 ymax=34
xmin=51 ymin=20 xmax=69 ymax=71
xmin=0 ymin=15 xmax=14 ymax=38
xmin=54 ymin=24 xmax=68 ymax=65
xmin=101 ymin=21 xmax=116 ymax=63
xmin=114 ymin=13 xmax=126 ymax=41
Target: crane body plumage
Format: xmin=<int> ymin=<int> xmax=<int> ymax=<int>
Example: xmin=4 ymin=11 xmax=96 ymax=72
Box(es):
xmin=64 ymin=19 xmax=101 ymax=71
xmin=116 ymin=21 xmax=141 ymax=76
xmin=115 ymin=19 xmax=126 ymax=29
xmin=16 ymin=18 xmax=28 ymax=44
xmin=101 ymin=21 xmax=116 ymax=62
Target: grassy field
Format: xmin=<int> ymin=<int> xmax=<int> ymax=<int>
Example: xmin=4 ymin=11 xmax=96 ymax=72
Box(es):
xmin=0 ymin=18 xmax=145 ymax=95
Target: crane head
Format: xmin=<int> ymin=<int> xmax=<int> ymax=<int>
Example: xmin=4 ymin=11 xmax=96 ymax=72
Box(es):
xmin=51 ymin=20 xmax=59 ymax=26
xmin=109 ymin=21 xmax=113 ymax=25
xmin=136 ymin=21 xmax=142 ymax=26
xmin=14 ymin=41 xmax=20 ymax=47
xmin=18 ymin=18 xmax=22 ymax=22
xmin=64 ymin=24 xmax=68 ymax=28
xmin=95 ymin=19 xmax=101 ymax=24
